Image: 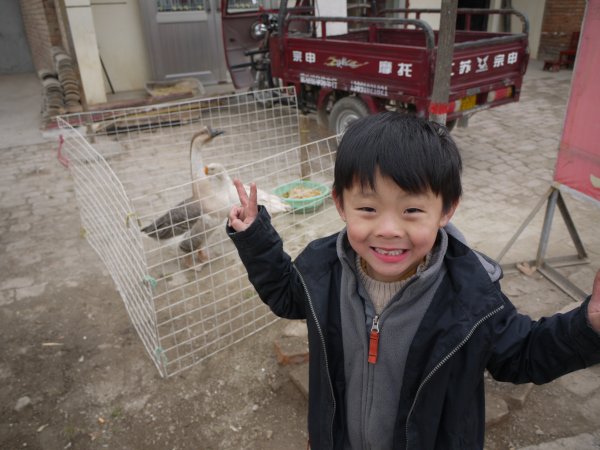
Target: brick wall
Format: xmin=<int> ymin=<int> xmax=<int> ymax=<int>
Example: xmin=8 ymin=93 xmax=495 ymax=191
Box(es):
xmin=19 ymin=0 xmax=61 ymax=72
xmin=538 ymin=0 xmax=585 ymax=60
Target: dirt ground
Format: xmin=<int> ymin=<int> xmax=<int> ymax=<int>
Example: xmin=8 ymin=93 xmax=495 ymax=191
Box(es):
xmin=2 ymin=67 xmax=600 ymax=448
xmin=1 ymin=155 xmax=598 ymax=450
xmin=2 ymin=255 xmax=599 ymax=450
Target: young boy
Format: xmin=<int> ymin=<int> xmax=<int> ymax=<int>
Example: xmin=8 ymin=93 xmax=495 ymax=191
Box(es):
xmin=227 ymin=112 xmax=600 ymax=449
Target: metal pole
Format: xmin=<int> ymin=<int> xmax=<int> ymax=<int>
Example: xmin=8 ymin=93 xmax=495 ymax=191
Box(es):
xmin=429 ymin=0 xmax=458 ymax=126
xmin=556 ymin=190 xmax=588 ymax=260
xmin=535 ymin=188 xmax=559 ymax=267
xmin=496 ymin=186 xmax=554 ymax=262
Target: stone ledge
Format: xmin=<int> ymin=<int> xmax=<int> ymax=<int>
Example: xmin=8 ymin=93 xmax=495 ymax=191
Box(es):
xmin=274 ymin=335 xmax=309 ymax=366
xmin=517 ymin=430 xmax=600 ymax=450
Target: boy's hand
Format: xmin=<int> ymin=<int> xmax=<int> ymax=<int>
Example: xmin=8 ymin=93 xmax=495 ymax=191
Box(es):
xmin=228 ymin=179 xmax=258 ymax=232
xmin=588 ymin=269 xmax=600 ymax=333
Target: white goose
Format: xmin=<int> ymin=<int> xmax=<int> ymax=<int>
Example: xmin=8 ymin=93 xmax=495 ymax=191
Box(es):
xmin=204 ymin=162 xmax=291 ymax=214
xmin=141 ymin=126 xmax=225 ymax=239
xmin=141 ymin=126 xmax=226 ymax=269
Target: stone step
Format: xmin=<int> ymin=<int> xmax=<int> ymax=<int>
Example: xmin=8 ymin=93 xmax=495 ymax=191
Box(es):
xmin=288 ymin=363 xmax=309 ymax=399
xmin=516 ymin=430 xmax=600 ymax=449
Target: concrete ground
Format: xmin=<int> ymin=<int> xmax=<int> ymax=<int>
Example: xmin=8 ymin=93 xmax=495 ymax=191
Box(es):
xmin=0 ymin=73 xmax=50 ymax=148
xmin=1 ymin=60 xmax=599 ymax=449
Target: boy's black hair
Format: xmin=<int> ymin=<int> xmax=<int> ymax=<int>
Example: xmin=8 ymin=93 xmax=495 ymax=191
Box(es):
xmin=333 ymin=111 xmax=462 ymax=213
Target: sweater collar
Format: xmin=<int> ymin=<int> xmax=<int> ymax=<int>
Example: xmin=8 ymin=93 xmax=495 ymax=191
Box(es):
xmin=336 ymin=227 xmax=449 ymax=295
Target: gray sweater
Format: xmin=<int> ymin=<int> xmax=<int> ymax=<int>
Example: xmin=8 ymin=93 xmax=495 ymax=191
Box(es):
xmin=338 ymin=228 xmax=449 ymax=450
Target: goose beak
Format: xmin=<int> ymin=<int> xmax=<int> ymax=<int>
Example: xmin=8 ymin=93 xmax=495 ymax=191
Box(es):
xmin=207 ymin=127 xmax=225 ymax=138
xmin=204 ymin=166 xmax=209 ymax=175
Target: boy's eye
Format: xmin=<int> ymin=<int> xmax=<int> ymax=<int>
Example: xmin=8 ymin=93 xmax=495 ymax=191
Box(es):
xmin=358 ymin=207 xmax=376 ymax=212
xmin=405 ymin=207 xmax=423 ymax=214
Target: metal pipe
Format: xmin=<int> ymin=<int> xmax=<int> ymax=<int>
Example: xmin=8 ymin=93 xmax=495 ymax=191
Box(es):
xmin=287 ymin=15 xmax=436 ymax=49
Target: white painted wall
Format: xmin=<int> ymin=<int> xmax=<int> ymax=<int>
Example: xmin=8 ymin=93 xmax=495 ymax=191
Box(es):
xmin=487 ymin=0 xmax=545 ymax=59
xmin=64 ymin=0 xmax=107 ymax=105
xmin=510 ymin=0 xmax=546 ymax=59
xmin=315 ymin=0 xmax=347 ymax=36
xmin=91 ymin=0 xmax=151 ymax=92
xmin=410 ymin=0 xmax=442 ymax=30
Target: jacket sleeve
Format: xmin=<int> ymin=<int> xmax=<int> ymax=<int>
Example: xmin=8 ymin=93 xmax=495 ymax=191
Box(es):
xmin=227 ymin=206 xmax=307 ymax=320
xmin=486 ymin=291 xmax=600 ymax=385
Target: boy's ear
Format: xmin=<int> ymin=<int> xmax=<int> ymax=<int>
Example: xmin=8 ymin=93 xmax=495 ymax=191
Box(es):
xmin=332 ymin=190 xmax=346 ymax=222
xmin=439 ymin=200 xmax=459 ymax=228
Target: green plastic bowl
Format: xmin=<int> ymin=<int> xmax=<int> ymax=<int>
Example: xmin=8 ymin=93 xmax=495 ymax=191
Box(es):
xmin=273 ymin=180 xmax=331 ymax=213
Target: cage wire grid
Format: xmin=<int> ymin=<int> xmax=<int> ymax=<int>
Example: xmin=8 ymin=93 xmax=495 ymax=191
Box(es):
xmin=57 ymin=87 xmax=343 ymax=377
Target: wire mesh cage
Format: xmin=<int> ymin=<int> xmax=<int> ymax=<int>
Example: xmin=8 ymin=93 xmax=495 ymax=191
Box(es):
xmin=57 ymin=87 xmax=343 ymax=377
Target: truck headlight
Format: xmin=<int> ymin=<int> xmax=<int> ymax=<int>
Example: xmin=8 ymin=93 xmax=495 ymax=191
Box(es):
xmin=250 ymin=21 xmax=268 ymax=40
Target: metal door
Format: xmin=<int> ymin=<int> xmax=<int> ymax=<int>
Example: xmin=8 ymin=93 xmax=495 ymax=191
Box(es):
xmin=139 ymin=0 xmax=228 ymax=85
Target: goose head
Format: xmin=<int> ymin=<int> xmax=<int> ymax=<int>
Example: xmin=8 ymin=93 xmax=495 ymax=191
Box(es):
xmin=204 ymin=162 xmax=227 ymax=177
xmin=190 ymin=127 xmax=225 ymax=181
xmin=204 ymin=162 xmax=232 ymax=187
xmin=191 ymin=126 xmax=225 ymax=147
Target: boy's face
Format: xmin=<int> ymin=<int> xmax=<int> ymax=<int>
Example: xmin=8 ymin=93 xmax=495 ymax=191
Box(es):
xmin=333 ymin=170 xmax=456 ymax=282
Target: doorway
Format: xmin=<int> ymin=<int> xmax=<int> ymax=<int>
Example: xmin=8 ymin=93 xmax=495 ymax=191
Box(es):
xmin=456 ymin=0 xmax=490 ymax=31
xmin=139 ymin=0 xmax=228 ymax=85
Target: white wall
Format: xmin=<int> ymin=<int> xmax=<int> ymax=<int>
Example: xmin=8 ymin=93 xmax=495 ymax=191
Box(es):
xmin=510 ymin=0 xmax=546 ymax=59
xmin=91 ymin=0 xmax=151 ymax=92
xmin=64 ymin=0 xmax=107 ymax=105
xmin=487 ymin=0 xmax=545 ymax=59
xmin=409 ymin=0 xmax=442 ymax=30
xmin=315 ymin=0 xmax=347 ymax=35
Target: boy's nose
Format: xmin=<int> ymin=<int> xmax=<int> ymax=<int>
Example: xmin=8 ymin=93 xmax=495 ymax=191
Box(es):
xmin=375 ymin=214 xmax=404 ymax=238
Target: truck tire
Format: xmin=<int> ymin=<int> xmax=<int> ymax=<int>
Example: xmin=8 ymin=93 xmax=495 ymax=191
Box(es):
xmin=329 ymin=96 xmax=369 ymax=135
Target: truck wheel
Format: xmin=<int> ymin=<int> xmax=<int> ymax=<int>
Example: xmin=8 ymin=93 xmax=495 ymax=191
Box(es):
xmin=329 ymin=96 xmax=369 ymax=135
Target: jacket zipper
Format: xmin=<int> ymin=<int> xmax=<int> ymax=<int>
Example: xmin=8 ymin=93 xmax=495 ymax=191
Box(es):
xmin=368 ymin=314 xmax=380 ymax=364
xmin=362 ymin=314 xmax=381 ymax=449
xmin=404 ymin=304 xmax=505 ymax=449
xmin=293 ymin=264 xmax=336 ymax=448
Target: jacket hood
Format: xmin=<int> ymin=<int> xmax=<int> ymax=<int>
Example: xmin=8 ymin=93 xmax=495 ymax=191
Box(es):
xmin=445 ymin=222 xmax=503 ymax=283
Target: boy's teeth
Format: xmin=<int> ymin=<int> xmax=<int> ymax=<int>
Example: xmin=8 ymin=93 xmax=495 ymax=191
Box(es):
xmin=374 ymin=248 xmax=404 ymax=256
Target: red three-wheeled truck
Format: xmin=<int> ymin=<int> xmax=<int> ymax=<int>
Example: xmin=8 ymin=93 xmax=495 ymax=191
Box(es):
xmin=221 ymin=0 xmax=529 ymax=135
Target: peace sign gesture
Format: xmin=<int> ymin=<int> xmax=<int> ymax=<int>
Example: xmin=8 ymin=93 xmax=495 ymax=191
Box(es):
xmin=228 ymin=178 xmax=258 ymax=232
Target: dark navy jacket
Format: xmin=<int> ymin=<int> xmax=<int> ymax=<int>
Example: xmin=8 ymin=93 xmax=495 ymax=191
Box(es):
xmin=229 ymin=207 xmax=600 ymax=449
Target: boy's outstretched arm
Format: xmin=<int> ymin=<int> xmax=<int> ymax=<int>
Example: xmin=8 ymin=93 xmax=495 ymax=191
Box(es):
xmin=226 ymin=178 xmax=307 ymax=320
xmin=228 ymin=179 xmax=258 ymax=232
xmin=588 ymin=269 xmax=600 ymax=332
xmin=489 ymin=268 xmax=600 ymax=384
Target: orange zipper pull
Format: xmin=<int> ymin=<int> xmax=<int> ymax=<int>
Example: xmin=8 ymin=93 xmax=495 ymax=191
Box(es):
xmin=368 ymin=315 xmax=380 ymax=364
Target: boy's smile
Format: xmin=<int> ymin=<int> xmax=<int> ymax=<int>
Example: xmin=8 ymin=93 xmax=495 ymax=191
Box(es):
xmin=372 ymin=246 xmax=408 ymax=262
xmin=334 ymin=170 xmax=456 ymax=282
